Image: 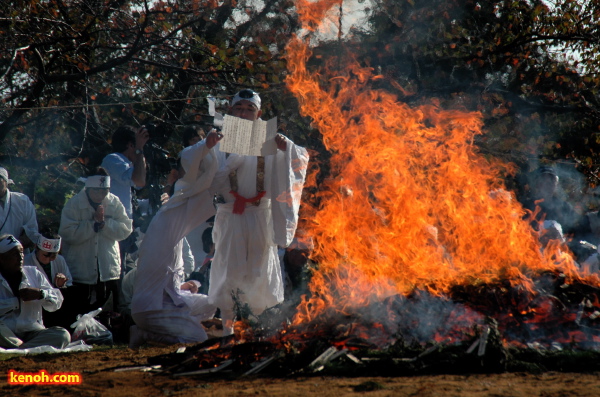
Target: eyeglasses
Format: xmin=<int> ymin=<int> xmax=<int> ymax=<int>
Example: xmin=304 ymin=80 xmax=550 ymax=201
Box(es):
xmin=42 ymin=252 xmax=58 ymax=258
xmin=238 ymin=89 xmax=258 ymax=99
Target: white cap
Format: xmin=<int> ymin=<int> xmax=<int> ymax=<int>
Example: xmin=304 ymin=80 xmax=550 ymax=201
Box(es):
xmin=37 ymin=235 xmax=62 ymax=253
xmin=84 ymin=175 xmax=111 ymax=188
xmin=0 ymin=167 xmax=14 ymax=185
xmin=231 ymin=89 xmax=261 ymax=109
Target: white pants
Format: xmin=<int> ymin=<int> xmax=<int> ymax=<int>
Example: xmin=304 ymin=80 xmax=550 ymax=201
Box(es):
xmin=209 ymin=200 xmax=284 ymax=318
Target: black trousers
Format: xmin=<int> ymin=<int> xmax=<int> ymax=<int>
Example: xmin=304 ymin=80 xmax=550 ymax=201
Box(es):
xmin=70 ymin=279 xmax=120 ymax=316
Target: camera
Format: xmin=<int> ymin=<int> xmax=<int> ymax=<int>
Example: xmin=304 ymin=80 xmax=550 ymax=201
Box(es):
xmin=143 ymin=123 xmax=177 ymax=175
xmin=145 ymin=142 xmax=177 ymax=175
xmin=136 ymin=122 xmax=177 ymax=224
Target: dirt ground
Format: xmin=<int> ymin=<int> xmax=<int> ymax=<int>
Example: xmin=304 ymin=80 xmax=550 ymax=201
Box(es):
xmin=2 ymin=344 xmax=600 ymax=397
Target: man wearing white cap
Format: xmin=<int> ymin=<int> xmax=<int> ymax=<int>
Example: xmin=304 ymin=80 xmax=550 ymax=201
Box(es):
xmin=0 ymin=166 xmax=39 ymax=249
xmin=24 ymin=230 xmax=71 ymax=289
xmin=0 ymin=234 xmax=70 ymax=349
xmin=59 ymin=168 xmax=132 ymax=316
xmin=23 ymin=229 xmax=74 ymax=329
xmin=207 ymin=89 xmax=309 ymax=335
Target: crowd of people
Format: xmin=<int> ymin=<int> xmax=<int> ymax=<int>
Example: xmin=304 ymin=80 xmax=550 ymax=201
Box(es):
xmin=0 ymin=89 xmax=310 ymax=350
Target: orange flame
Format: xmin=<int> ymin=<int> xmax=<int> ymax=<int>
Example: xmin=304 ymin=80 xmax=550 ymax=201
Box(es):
xmin=285 ymin=1 xmax=589 ymax=327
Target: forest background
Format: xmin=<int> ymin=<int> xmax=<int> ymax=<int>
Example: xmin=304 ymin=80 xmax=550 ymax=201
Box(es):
xmin=2 ymin=0 xmax=600 ymax=229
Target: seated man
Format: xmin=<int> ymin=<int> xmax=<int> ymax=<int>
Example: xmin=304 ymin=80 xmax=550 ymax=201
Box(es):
xmin=0 ymin=235 xmax=70 ymax=349
xmin=23 ymin=229 xmax=72 ymax=289
xmin=23 ymin=229 xmax=75 ymax=329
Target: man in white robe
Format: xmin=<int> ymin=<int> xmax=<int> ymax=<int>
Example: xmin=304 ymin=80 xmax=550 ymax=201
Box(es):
xmin=0 ymin=235 xmax=70 ymax=349
xmin=209 ymin=90 xmax=309 ymax=335
xmin=130 ymin=131 xmax=222 ymax=347
xmin=0 ymin=167 xmax=39 ymax=249
xmin=23 ymin=232 xmax=74 ymax=329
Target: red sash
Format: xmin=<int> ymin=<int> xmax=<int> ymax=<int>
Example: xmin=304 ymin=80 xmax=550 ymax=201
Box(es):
xmin=230 ymin=190 xmax=266 ymax=214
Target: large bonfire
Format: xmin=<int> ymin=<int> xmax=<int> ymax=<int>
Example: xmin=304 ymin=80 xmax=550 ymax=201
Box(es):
xmin=280 ymin=0 xmax=600 ymax=349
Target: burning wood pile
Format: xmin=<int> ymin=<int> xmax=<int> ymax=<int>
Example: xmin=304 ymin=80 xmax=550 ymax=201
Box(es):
xmin=130 ymin=269 xmax=600 ymax=378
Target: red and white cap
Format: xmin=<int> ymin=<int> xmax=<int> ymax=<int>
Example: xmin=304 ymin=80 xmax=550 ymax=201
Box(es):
xmin=37 ymin=235 xmax=61 ymax=253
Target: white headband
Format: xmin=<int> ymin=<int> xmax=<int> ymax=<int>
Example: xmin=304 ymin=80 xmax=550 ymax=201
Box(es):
xmin=37 ymin=236 xmax=62 ymax=253
xmin=85 ymin=175 xmax=111 ymax=188
xmin=231 ymin=90 xmax=261 ymax=109
xmin=0 ymin=235 xmax=22 ymax=254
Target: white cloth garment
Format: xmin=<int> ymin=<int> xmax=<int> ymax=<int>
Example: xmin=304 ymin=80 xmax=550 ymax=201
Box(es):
xmin=119 ymin=266 xmax=136 ymax=316
xmin=23 ymin=253 xmax=73 ymax=288
xmin=0 ymin=266 xmax=63 ymax=333
xmin=59 ymin=189 xmax=132 ymax=284
xmin=181 ymin=237 xmax=195 ymax=279
xmin=174 ymin=156 xmax=215 ymax=271
xmin=185 ymin=222 xmax=211 ymax=272
xmin=208 ymin=138 xmax=309 ymax=317
xmin=131 ymin=140 xmax=217 ymax=343
xmin=0 ymin=190 xmax=39 ymax=243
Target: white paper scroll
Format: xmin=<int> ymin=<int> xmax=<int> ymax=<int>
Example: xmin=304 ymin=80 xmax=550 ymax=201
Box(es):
xmin=219 ymin=115 xmax=278 ymax=156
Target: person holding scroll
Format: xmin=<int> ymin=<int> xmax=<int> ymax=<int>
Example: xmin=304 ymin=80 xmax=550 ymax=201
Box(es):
xmin=208 ymin=89 xmax=309 ymax=335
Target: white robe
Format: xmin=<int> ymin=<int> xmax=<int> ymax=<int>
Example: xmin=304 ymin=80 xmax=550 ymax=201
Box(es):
xmin=23 ymin=253 xmax=73 ymax=288
xmin=131 ymin=140 xmax=218 ymax=343
xmin=0 ymin=190 xmax=39 ymax=243
xmin=208 ymin=139 xmax=309 ymax=317
xmin=0 ymin=266 xmax=63 ymax=334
